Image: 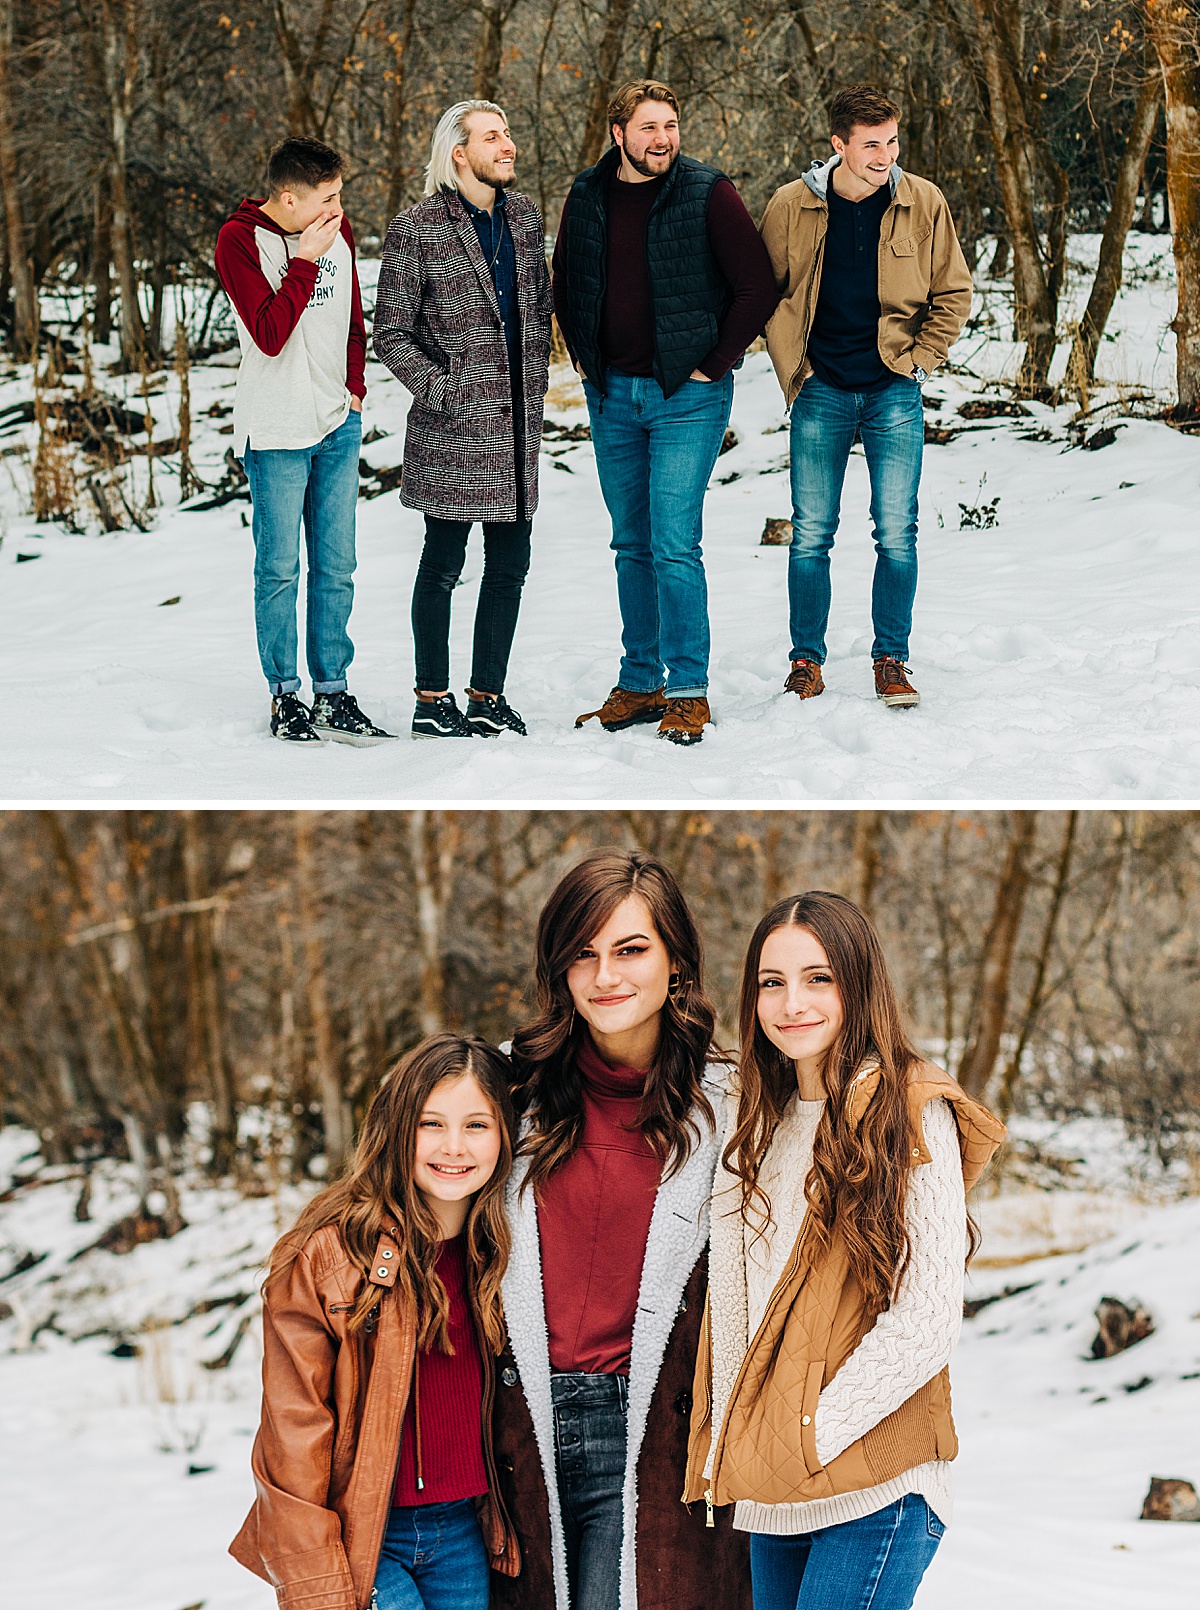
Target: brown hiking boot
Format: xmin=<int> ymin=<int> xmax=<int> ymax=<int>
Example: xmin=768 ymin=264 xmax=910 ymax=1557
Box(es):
xmin=575 ymin=685 xmax=667 ymax=731
xmin=784 ymin=659 xmax=825 ymax=700
xmin=873 ymin=657 xmax=921 ymax=708
xmin=657 ymin=696 xmax=711 ymax=746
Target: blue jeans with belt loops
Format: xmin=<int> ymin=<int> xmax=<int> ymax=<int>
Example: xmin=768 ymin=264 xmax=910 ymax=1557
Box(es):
xmin=750 ymin=1493 xmax=945 ymax=1610
xmin=552 ymin=1370 xmax=629 ymax=1610
xmin=370 ymin=1498 xmax=489 ymax=1610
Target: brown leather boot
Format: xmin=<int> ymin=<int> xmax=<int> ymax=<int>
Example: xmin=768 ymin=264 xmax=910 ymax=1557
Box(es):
xmin=784 ymin=659 xmax=825 ymax=699
xmin=873 ymin=657 xmax=921 ymax=707
xmin=657 ymin=696 xmax=711 ymax=746
xmin=575 ymin=685 xmax=667 ymax=731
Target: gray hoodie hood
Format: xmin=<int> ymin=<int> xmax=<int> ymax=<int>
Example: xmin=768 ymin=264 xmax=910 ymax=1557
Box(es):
xmin=802 ymin=152 xmax=904 ymax=201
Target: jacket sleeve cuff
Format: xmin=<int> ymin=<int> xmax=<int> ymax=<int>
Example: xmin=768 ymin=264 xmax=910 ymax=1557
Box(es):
xmin=910 ymin=343 xmax=942 ymax=376
xmin=286 ymin=257 xmax=319 ymax=284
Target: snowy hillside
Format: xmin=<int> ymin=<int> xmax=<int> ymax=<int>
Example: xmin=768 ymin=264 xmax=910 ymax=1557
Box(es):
xmin=1 ymin=236 xmax=1197 ymax=802
xmin=2 ymin=1124 xmax=1197 ymax=1610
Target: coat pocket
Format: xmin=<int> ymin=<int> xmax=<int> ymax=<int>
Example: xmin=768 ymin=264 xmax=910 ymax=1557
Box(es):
xmin=889 ymin=226 xmax=933 ymax=257
xmin=799 ymin=1359 xmax=824 ymax=1474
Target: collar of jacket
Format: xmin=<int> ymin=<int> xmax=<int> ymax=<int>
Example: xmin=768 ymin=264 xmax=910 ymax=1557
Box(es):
xmin=501 ymin=1061 xmax=729 ymax=1610
xmin=439 ymin=183 xmax=506 ymax=320
xmin=801 ymin=153 xmax=909 ymax=208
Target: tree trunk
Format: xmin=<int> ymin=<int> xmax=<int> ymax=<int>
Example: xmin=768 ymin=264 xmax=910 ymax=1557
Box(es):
xmin=472 ymin=0 xmax=516 ymax=102
xmin=967 ymin=0 xmax=1059 ymax=391
xmin=180 ymin=811 xmax=235 ymax=1173
xmin=294 ymin=814 xmax=351 ymax=1173
xmin=99 ymin=0 xmax=147 ymax=368
xmin=384 ymin=0 xmax=416 ymax=220
xmin=576 ymin=0 xmax=633 ymax=170
xmin=1145 ymin=0 xmax=1200 ymax=411
xmin=996 ymin=810 xmax=1077 ymax=1120
xmin=0 ymin=0 xmax=37 ymax=359
xmin=958 ymin=812 xmax=1038 ymax=1097
xmin=409 ymin=809 xmax=458 ymax=1035
xmin=93 ymin=180 xmax=113 ymax=344
xmin=851 ymin=811 xmax=883 ymax=919
xmin=1067 ymin=63 xmax=1163 ymax=393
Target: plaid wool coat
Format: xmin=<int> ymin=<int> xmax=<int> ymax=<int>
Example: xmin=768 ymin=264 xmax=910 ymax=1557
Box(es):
xmin=373 ymin=187 xmax=553 ymax=522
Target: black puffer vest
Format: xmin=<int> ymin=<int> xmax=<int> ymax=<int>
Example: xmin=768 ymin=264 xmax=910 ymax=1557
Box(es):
xmin=563 ymin=148 xmax=732 ymax=398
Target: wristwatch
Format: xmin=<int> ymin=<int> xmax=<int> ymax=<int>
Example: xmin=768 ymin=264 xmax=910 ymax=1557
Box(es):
xmin=912 ymin=365 xmax=928 ymax=384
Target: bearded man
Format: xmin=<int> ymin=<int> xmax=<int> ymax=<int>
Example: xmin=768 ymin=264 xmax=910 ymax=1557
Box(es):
xmin=373 ymin=101 xmax=553 ymax=739
xmin=555 ymin=80 xmax=778 ymax=746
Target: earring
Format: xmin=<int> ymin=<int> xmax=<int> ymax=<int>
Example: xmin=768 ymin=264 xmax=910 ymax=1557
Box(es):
xmin=668 ymin=974 xmax=681 ymax=995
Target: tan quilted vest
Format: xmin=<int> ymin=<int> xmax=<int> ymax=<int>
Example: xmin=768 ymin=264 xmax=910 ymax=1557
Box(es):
xmin=683 ymin=1063 xmax=1005 ymax=1512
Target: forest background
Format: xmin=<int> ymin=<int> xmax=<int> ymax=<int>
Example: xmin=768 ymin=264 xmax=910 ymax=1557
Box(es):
xmin=0 ymin=0 xmax=1198 ymax=407
xmin=2 ymin=808 xmax=1198 ymax=1218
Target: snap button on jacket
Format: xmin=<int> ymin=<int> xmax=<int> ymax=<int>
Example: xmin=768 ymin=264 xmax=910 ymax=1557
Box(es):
xmin=229 ymin=1223 xmax=519 ymax=1609
xmin=684 ymin=1064 xmax=1005 ymax=1510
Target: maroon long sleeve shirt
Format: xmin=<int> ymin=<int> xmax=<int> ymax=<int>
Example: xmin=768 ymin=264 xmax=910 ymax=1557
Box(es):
xmin=552 ymin=170 xmax=778 ymax=381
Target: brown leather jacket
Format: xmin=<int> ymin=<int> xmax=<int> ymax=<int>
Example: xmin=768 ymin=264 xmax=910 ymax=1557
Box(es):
xmin=229 ymin=1222 xmax=520 ymax=1610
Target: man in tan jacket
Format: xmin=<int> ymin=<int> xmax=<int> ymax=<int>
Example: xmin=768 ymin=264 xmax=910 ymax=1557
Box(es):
xmin=760 ymin=85 xmax=973 ymax=709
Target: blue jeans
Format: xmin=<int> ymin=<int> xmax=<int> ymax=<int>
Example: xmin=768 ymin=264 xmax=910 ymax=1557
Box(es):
xmin=584 ymin=370 xmax=734 ymax=697
xmin=750 ymin=1494 xmax=944 ymax=1610
xmin=552 ymin=1371 xmax=628 ymax=1610
xmin=242 ymin=408 xmax=362 ymax=696
xmin=371 ymin=1498 xmax=490 ymax=1610
xmin=788 ymin=373 xmax=924 ymax=665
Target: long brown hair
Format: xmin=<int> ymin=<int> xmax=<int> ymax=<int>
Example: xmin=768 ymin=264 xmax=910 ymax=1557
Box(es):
xmin=511 ymin=849 xmax=718 ymax=1194
xmin=265 ymin=1033 xmax=517 ymax=1354
xmin=726 ymin=891 xmax=926 ymax=1319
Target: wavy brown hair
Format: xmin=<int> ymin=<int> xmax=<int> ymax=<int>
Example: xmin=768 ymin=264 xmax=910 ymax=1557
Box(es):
xmin=264 ymin=1033 xmax=517 ymax=1354
xmin=727 ymin=892 xmax=938 ymax=1319
xmin=511 ymin=850 xmax=718 ymax=1195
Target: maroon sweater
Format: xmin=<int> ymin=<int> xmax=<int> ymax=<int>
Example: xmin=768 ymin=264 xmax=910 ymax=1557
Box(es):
xmin=393 ymin=1234 xmax=488 ymax=1507
xmin=537 ymin=1038 xmax=662 ymax=1375
xmin=552 ymin=172 xmax=777 ymax=381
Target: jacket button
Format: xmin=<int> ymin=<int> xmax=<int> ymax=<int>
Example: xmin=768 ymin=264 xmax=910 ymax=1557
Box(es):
xmin=382 ymin=1249 xmax=393 ymax=1259
xmin=673 ymin=1390 xmax=692 ymax=1415
xmin=912 ymin=1148 xmax=921 ymax=1158
xmin=377 ymin=1268 xmax=389 ymax=1278
xmin=801 ymin=1415 xmax=812 ymax=1426
xmin=501 ymin=1367 xmax=518 ymax=1386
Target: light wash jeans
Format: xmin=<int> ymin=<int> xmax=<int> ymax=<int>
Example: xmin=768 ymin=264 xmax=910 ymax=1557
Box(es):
xmin=788 ymin=373 xmax=924 ymax=665
xmin=750 ymin=1493 xmax=945 ymax=1610
xmin=584 ymin=369 xmax=734 ymax=698
xmin=371 ymin=1498 xmax=490 ymax=1610
xmin=242 ymin=407 xmax=362 ymax=696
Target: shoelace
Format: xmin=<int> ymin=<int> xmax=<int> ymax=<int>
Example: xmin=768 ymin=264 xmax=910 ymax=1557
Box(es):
xmin=876 ymin=658 xmax=912 ymax=683
xmin=665 ymin=698 xmax=707 ymax=722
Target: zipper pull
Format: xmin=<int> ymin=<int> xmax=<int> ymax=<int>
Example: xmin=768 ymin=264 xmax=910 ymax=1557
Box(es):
xmin=704 ymin=1488 xmax=714 ymax=1528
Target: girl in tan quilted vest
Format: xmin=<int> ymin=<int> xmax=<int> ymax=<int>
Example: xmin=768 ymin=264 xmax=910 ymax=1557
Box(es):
xmin=684 ymin=891 xmax=1005 ymax=1610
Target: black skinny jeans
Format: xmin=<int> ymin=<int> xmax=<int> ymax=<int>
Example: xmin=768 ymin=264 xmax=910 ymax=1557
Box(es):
xmin=411 ymin=513 xmax=532 ymax=695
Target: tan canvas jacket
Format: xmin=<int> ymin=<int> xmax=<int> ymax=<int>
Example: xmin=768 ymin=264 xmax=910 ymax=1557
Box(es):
xmin=230 ymin=1222 xmax=520 ymax=1610
xmin=683 ymin=1063 xmax=1005 ymax=1512
xmin=759 ymin=158 xmax=974 ymax=405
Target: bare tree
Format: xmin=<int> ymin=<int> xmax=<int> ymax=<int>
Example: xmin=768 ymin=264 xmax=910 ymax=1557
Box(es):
xmin=576 ymin=0 xmax=633 ymax=169
xmin=958 ymin=811 xmax=1039 ymax=1097
xmin=1145 ymin=0 xmax=1200 ymax=410
xmin=0 ymin=0 xmax=36 ymax=356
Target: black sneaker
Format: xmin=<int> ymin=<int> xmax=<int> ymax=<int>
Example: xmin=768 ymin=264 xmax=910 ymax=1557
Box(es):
xmin=466 ymin=692 xmax=527 ymax=737
xmin=271 ymin=692 xmax=322 ymax=743
xmin=412 ymin=692 xmax=473 ymax=738
xmin=311 ymin=690 xmax=397 ymax=746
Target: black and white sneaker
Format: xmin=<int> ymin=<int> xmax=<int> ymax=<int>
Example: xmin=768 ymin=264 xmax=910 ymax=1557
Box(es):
xmin=466 ymin=692 xmax=527 ymax=737
xmin=271 ymin=692 xmax=322 ymax=743
xmin=311 ymin=690 xmax=397 ymax=746
xmin=412 ymin=692 xmax=473 ymax=739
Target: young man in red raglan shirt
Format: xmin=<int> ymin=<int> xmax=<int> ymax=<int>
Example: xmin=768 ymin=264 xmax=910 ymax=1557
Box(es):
xmin=215 ymin=136 xmax=394 ymax=744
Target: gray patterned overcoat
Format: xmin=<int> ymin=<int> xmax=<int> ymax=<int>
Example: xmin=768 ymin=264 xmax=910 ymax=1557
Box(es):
xmin=373 ymin=187 xmax=553 ymax=522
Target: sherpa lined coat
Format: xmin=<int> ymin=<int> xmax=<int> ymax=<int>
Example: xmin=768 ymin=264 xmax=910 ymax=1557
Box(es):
xmin=683 ymin=1062 xmax=1005 ymax=1513
xmin=490 ymin=1065 xmax=752 ymax=1610
xmin=372 ymin=187 xmax=553 ymax=522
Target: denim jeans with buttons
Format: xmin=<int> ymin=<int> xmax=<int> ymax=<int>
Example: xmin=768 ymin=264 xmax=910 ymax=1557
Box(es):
xmin=787 ymin=372 xmax=924 ymax=665
xmin=552 ymin=1371 xmax=628 ymax=1610
xmin=749 ymin=1493 xmax=945 ymax=1610
xmin=370 ymin=1498 xmax=489 ymax=1610
xmin=583 ymin=370 xmax=734 ymax=698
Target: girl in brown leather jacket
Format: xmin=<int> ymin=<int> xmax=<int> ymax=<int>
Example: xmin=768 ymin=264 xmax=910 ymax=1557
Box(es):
xmin=229 ymin=1032 xmax=523 ymax=1610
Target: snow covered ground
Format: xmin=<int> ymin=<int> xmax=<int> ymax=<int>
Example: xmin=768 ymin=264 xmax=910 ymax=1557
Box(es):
xmin=2 ymin=1121 xmax=1198 ymax=1610
xmin=0 ymin=235 xmax=1197 ymax=803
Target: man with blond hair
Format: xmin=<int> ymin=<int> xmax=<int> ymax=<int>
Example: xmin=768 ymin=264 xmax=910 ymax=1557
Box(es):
xmin=761 ymin=84 xmax=973 ymax=711
xmin=554 ymin=80 xmax=778 ymax=746
xmin=373 ymin=100 xmax=552 ymax=740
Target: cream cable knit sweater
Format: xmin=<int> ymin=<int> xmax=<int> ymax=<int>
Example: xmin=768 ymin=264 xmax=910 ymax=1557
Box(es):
xmin=705 ymin=1090 xmax=965 ymax=1534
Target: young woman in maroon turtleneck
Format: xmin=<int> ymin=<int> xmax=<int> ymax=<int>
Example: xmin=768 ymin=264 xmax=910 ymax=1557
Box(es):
xmin=494 ymin=851 xmax=751 ymax=1610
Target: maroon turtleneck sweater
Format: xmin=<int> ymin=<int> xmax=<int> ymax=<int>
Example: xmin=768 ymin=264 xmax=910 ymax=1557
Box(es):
xmin=392 ymin=1233 xmax=488 ymax=1507
xmin=537 ymin=1036 xmax=662 ymax=1375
